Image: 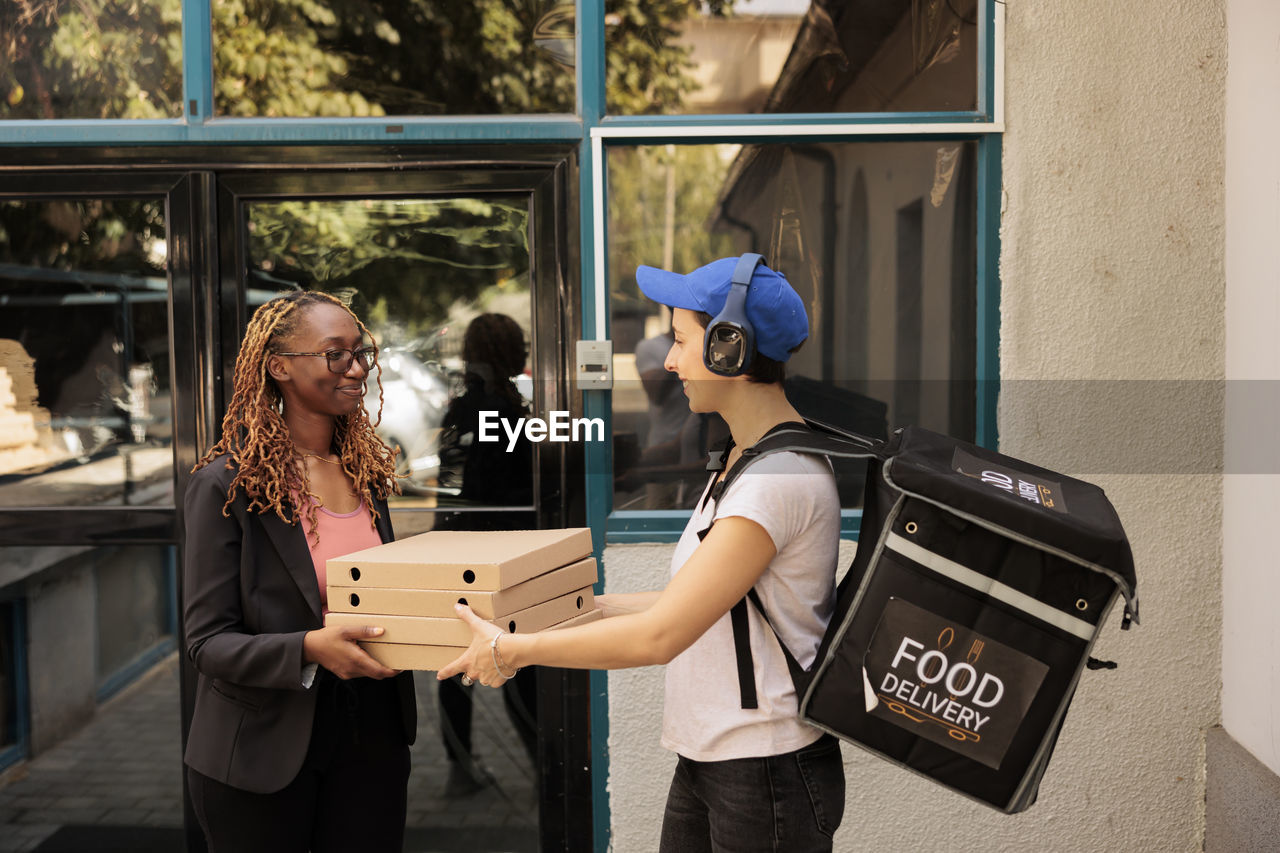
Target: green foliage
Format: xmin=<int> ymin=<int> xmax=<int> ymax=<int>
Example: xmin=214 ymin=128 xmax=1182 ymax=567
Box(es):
xmin=1 ymin=0 xmax=733 ymax=119
xmin=214 ymin=0 xmax=384 ymax=117
xmin=606 ymin=0 xmax=692 ymax=115
xmin=247 ymin=198 xmax=531 ymax=338
xmin=1 ymin=0 xmax=183 ymax=119
xmin=274 ymin=0 xmax=574 ymax=115
xmin=608 ymin=144 xmax=739 ymax=312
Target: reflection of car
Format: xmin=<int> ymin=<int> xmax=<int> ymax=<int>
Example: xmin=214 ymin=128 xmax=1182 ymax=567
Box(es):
xmin=364 ymin=347 xmax=450 ymax=488
xmin=513 ymin=372 xmax=534 ymax=406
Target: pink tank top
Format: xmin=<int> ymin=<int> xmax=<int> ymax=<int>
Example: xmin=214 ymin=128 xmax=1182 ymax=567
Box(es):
xmin=305 ymin=500 xmax=383 ymax=612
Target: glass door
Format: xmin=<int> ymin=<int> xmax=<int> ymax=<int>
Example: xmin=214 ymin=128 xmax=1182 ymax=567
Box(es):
xmin=213 ymin=162 xmax=589 ymax=852
xmin=0 ymin=170 xmax=196 ymax=851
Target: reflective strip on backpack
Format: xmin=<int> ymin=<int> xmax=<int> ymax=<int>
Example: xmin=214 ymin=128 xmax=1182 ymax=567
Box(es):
xmin=884 ymin=531 xmax=1096 ymax=641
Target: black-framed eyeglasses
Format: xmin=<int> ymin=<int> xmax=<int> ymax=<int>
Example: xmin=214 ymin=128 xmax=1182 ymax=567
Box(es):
xmin=275 ymin=346 xmax=378 ymax=374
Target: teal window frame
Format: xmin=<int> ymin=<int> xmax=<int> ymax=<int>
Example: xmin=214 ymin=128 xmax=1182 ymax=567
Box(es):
xmin=0 ymin=3 xmax=1003 ymax=848
xmin=588 ymin=9 xmax=1004 ymax=548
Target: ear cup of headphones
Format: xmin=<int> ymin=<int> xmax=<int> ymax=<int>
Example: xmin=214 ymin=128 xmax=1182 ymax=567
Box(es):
xmin=704 ymin=323 xmax=751 ymax=375
xmin=703 ymin=253 xmax=765 ymax=376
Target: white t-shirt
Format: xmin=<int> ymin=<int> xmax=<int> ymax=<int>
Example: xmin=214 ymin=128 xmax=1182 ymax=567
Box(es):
xmin=661 ymin=450 xmax=840 ymax=761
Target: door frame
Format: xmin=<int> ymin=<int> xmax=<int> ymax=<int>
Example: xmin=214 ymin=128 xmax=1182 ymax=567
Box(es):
xmin=209 ymin=156 xmax=591 ymax=850
xmin=0 ymin=144 xmax=593 ymax=852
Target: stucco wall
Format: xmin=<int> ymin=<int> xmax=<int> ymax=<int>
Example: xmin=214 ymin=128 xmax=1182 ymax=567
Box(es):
xmin=601 ymin=544 xmax=678 ymax=852
xmin=998 ymin=5 xmax=1225 ymax=853
xmin=604 ymin=1 xmax=1227 ymax=851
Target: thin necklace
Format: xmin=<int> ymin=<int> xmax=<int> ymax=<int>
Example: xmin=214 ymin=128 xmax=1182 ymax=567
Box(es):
xmin=296 ymin=447 xmax=342 ymax=465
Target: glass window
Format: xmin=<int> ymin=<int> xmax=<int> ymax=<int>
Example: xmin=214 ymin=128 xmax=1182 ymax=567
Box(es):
xmin=605 ymin=0 xmax=978 ymax=115
xmin=244 ymin=196 xmax=535 ymax=534
xmin=213 ymin=1 xmax=576 ymax=116
xmin=0 ymin=199 xmax=174 ymax=509
xmin=95 ymin=545 xmax=174 ymax=691
xmin=0 ymin=0 xmax=183 ymax=119
xmin=609 ymin=140 xmax=977 ymax=511
xmin=0 ymin=599 xmax=18 ymax=756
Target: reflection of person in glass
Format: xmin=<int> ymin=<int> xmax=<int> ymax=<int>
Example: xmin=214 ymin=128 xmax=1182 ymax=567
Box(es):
xmin=635 ymin=318 xmax=686 ymax=450
xmin=436 ymin=312 xmax=534 ymax=514
xmin=183 ymin=291 xmax=415 ymax=852
xmin=50 ymin=326 xmax=127 ymax=458
xmin=620 ymin=310 xmax=731 ymax=510
xmin=435 ymin=312 xmax=538 ymax=796
xmin=441 ymin=258 xmax=846 ymax=851
xmin=631 ymin=317 xmax=701 ymax=507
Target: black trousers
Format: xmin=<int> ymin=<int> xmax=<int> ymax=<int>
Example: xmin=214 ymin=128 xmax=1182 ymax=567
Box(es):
xmin=659 ymin=734 xmax=846 ymax=853
xmin=188 ymin=673 xmax=410 ymax=853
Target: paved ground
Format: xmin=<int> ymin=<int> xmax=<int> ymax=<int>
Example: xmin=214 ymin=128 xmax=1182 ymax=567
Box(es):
xmin=0 ymin=654 xmax=537 ymax=852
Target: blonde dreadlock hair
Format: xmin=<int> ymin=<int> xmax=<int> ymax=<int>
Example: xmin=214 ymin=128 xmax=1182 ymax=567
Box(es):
xmin=193 ymin=290 xmax=400 ymax=540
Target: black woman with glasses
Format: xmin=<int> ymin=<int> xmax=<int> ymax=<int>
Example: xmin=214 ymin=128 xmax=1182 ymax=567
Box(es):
xmin=182 ymin=290 xmax=416 ymax=852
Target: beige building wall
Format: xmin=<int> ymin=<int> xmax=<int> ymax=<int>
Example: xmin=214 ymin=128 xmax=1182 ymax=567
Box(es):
xmin=676 ymin=17 xmax=803 ymax=114
xmin=605 ymin=2 xmax=1228 ymax=851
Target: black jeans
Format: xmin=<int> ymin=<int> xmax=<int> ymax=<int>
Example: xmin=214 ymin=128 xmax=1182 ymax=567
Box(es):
xmin=659 ymin=734 xmax=846 ymax=853
xmin=188 ymin=673 xmax=410 ymax=853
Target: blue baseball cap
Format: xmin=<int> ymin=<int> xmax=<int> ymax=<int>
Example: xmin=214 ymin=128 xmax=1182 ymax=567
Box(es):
xmin=635 ymin=257 xmax=808 ymax=362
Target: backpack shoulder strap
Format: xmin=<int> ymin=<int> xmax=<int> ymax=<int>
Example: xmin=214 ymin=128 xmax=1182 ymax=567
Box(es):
xmin=700 ymin=420 xmax=878 ymax=709
xmin=708 ymin=420 xmax=877 ymax=507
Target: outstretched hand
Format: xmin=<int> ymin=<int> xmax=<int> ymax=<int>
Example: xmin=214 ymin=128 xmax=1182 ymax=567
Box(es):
xmin=437 ymin=603 xmax=507 ymax=686
xmin=303 ymin=624 xmax=399 ymax=680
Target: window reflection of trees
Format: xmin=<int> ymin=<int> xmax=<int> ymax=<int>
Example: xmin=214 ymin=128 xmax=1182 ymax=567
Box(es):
xmin=0 ymin=0 xmax=183 ymax=119
xmin=247 ymin=198 xmax=530 ymax=343
xmin=1 ymin=1 xmax=979 ymax=120
xmin=0 ymin=0 xmax=735 ymax=119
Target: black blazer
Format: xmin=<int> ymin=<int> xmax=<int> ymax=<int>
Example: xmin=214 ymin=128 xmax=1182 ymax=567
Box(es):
xmin=182 ymin=455 xmax=416 ymax=794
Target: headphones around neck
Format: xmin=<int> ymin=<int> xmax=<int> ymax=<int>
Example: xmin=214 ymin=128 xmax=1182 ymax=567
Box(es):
xmin=703 ymin=253 xmax=765 ymax=377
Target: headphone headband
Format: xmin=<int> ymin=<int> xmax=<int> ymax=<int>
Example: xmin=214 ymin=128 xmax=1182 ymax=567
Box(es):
xmin=731 ymin=253 xmax=765 ymax=289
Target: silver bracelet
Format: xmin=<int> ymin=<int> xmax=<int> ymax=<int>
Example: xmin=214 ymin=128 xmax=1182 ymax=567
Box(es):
xmin=490 ymin=632 xmax=519 ymax=679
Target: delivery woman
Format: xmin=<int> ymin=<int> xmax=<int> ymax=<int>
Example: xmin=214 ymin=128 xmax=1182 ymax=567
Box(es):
xmin=440 ymin=256 xmax=846 ymax=852
xmin=183 ymin=290 xmax=415 ymax=852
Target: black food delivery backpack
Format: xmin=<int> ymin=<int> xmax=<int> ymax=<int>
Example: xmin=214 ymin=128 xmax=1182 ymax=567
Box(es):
xmin=705 ymin=420 xmax=1138 ymax=813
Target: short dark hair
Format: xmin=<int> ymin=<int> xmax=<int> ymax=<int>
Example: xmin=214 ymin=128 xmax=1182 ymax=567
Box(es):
xmin=693 ymin=311 xmax=801 ymax=384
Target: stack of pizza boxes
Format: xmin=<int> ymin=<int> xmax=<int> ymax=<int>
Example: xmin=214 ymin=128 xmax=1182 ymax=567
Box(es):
xmin=324 ymin=527 xmax=601 ymax=670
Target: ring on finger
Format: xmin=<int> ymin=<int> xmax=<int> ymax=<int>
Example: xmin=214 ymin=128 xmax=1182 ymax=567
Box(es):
xmin=460 ymin=674 xmax=475 ymax=686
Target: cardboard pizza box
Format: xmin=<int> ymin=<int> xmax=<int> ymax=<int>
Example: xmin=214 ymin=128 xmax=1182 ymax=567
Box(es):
xmin=360 ymin=606 xmax=604 ymax=671
xmin=327 ymin=586 xmax=595 ymax=645
xmin=541 ymin=607 xmax=604 ymax=631
xmin=361 ymin=642 xmax=460 ymax=672
xmin=328 ymin=557 xmax=598 ymax=619
xmin=327 ymin=527 xmax=593 ymax=591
